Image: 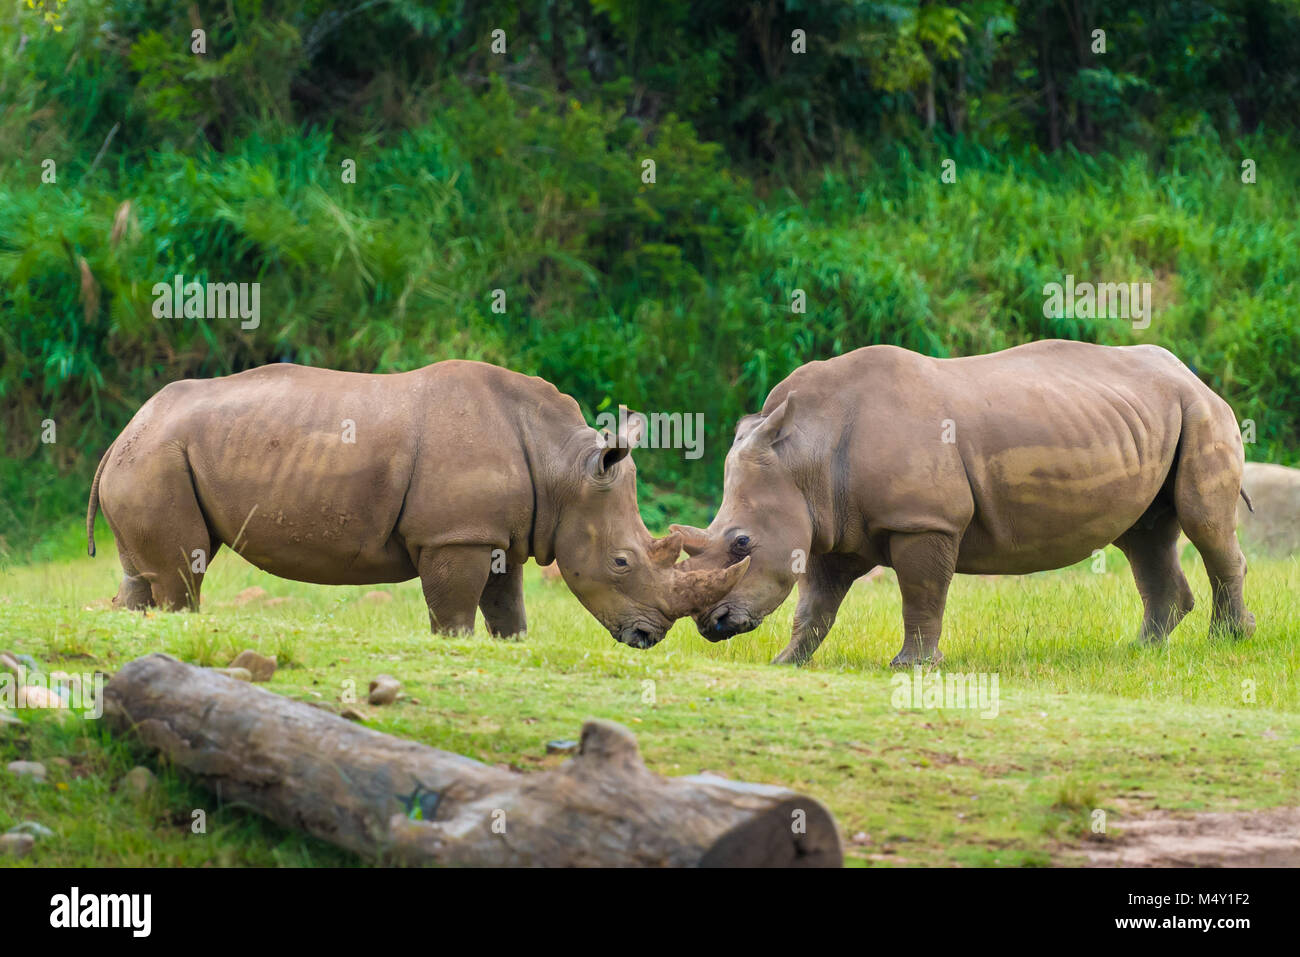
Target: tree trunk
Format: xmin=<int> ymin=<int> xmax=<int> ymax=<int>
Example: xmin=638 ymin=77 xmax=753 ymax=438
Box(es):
xmin=103 ymin=654 xmax=843 ymax=867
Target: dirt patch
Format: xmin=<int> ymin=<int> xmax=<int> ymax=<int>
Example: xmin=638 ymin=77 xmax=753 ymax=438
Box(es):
xmin=1080 ymin=807 xmax=1300 ymax=867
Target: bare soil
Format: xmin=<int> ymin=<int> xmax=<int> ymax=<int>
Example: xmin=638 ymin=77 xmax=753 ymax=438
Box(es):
xmin=1081 ymin=807 xmax=1300 ymax=867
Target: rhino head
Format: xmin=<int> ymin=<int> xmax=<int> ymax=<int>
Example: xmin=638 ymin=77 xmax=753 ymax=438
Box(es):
xmin=669 ymin=395 xmax=811 ymax=641
xmin=549 ymin=414 xmax=750 ymax=649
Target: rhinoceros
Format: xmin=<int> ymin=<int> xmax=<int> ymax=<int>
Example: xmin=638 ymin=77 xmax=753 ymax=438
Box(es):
xmin=86 ymin=360 xmax=746 ymax=647
xmin=671 ymin=340 xmax=1255 ymax=666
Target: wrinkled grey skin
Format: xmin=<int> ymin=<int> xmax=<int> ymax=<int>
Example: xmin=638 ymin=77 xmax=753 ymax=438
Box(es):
xmin=674 ymin=341 xmax=1255 ymax=666
xmin=87 ymin=360 xmax=746 ymax=648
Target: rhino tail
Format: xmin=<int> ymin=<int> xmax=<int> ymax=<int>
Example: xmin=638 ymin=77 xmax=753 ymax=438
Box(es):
xmin=87 ymin=443 xmax=113 ymax=556
xmin=1240 ymin=488 xmax=1254 ymax=514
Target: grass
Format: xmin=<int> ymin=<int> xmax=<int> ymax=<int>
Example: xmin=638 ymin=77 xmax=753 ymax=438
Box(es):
xmin=2 ymin=527 xmax=1298 ymax=867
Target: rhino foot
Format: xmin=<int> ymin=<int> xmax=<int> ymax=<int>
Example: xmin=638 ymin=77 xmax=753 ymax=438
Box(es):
xmin=1209 ymin=612 xmax=1256 ymax=642
xmin=889 ymin=648 xmax=944 ymax=669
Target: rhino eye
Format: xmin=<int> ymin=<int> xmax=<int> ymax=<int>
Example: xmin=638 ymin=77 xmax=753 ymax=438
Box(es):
xmin=614 ymin=557 xmax=629 ymax=568
xmin=732 ymin=536 xmax=751 ymax=554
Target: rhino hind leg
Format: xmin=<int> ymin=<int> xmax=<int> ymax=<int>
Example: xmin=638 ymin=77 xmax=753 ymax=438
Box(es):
xmin=104 ymin=464 xmax=217 ymax=612
xmin=1114 ymin=506 xmax=1194 ymax=644
xmin=479 ymin=560 xmax=526 ymax=639
xmin=1172 ymin=405 xmax=1256 ymax=640
xmin=414 ymin=544 xmax=494 ymax=636
xmin=888 ymin=531 xmax=958 ymax=668
xmin=112 ymin=562 xmax=155 ymax=611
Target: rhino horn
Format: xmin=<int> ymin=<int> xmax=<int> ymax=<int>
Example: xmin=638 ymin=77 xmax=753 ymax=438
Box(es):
xmin=665 ymin=557 xmax=750 ymax=619
xmin=646 ymin=530 xmax=684 ymax=568
xmin=668 ymin=524 xmax=712 ymax=556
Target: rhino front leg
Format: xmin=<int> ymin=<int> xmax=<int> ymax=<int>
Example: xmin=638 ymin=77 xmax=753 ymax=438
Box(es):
xmin=414 ymin=544 xmax=494 ymax=636
xmin=774 ymin=554 xmax=870 ymax=666
xmin=888 ymin=530 xmax=958 ymax=668
xmin=479 ymin=559 xmax=527 ymax=639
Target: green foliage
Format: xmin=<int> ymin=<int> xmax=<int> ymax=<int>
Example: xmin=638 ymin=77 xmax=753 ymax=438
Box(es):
xmin=0 ymin=0 xmax=1297 ymax=557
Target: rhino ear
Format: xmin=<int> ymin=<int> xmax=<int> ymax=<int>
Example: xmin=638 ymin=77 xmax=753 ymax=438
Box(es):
xmin=747 ymin=393 xmax=796 ymax=448
xmin=619 ymin=405 xmax=647 ymax=449
xmin=646 ymin=531 xmax=683 ymax=568
xmin=669 ymin=524 xmax=712 ymax=556
xmin=595 ymin=430 xmax=632 ymax=475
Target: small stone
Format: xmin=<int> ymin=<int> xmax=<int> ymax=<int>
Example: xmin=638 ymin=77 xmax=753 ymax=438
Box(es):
xmin=7 ymin=821 xmax=55 ymax=840
xmin=368 ymin=674 xmax=401 ymax=706
xmin=340 ymin=706 xmax=370 ymax=722
xmin=235 ymin=586 xmax=268 ymax=605
xmin=6 ymin=760 xmax=46 ymax=782
xmin=361 ymin=590 xmax=393 ymax=604
xmin=213 ymin=667 xmax=252 ymax=682
xmin=546 ymin=739 xmax=579 ymax=755
xmin=0 ymin=834 xmax=35 ymax=858
xmin=229 ymin=650 xmax=276 ymax=682
xmin=122 ymin=765 xmax=155 ymax=796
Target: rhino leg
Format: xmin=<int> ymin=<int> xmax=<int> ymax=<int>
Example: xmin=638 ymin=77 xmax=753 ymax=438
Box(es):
xmin=112 ymin=564 xmax=155 ymax=611
xmin=1173 ymin=405 xmax=1256 ymax=640
xmin=415 ymin=544 xmax=494 ymax=635
xmin=479 ymin=560 xmax=527 ymax=639
xmin=888 ymin=531 xmax=958 ymax=668
xmin=774 ymin=554 xmax=870 ymax=666
xmin=1114 ymin=506 xmax=1194 ymax=644
xmin=105 ymin=465 xmax=216 ymax=612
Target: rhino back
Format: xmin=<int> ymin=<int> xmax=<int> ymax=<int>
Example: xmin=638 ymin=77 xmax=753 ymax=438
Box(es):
xmin=771 ymin=341 xmax=1211 ymax=573
xmin=103 ymin=361 xmax=575 ymax=584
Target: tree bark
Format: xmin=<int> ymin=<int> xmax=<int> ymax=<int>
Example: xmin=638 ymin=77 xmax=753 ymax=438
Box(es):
xmin=103 ymin=654 xmax=843 ymax=867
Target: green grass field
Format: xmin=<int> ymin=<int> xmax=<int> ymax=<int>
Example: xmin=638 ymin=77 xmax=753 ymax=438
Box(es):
xmin=2 ymin=529 xmax=1297 ymax=867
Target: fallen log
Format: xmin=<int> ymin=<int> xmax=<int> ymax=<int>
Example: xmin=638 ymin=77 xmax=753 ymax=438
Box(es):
xmin=103 ymin=654 xmax=842 ymax=866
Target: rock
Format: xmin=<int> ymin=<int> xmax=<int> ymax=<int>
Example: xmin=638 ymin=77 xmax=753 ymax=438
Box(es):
xmin=545 ymin=739 xmax=579 ymax=755
xmin=229 ymin=650 xmax=277 ymax=682
xmin=16 ymin=685 xmax=68 ymax=709
xmin=340 ymin=706 xmax=370 ymax=722
xmin=368 ymin=674 xmax=401 ymax=706
xmin=6 ymin=760 xmax=46 ymax=782
xmin=361 ymin=590 xmax=393 ymax=604
xmin=212 ymin=667 xmax=253 ymax=682
xmin=1239 ymin=462 xmax=1300 ymax=555
xmin=0 ymin=834 xmax=34 ymax=858
xmin=122 ymin=765 xmax=155 ymax=796
xmin=7 ymin=821 xmax=55 ymax=840
xmin=235 ymin=586 xmax=268 ymax=606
